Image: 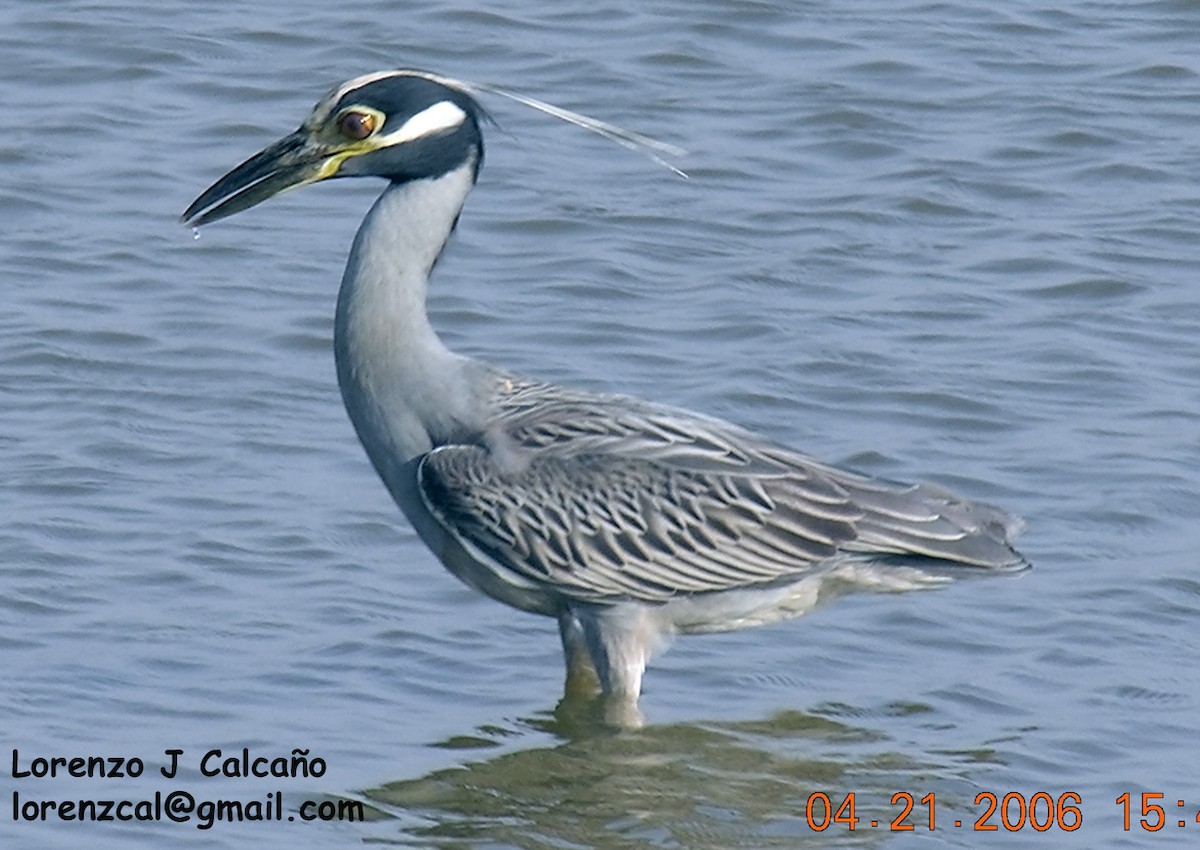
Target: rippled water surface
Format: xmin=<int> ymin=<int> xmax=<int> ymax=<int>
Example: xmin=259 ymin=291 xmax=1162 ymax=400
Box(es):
xmin=3 ymin=1 xmax=1199 ymax=847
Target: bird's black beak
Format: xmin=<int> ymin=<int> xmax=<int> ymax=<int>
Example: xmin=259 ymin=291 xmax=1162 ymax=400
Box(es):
xmin=181 ymin=130 xmax=346 ymax=227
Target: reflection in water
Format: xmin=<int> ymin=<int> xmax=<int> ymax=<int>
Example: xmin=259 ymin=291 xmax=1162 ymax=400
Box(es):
xmin=363 ymin=707 xmax=1003 ymax=848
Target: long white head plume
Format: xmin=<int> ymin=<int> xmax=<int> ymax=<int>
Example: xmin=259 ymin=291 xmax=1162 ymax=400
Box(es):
xmin=389 ymin=69 xmax=688 ymax=178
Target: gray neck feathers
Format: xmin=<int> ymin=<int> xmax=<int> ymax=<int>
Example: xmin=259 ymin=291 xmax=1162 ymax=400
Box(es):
xmin=334 ymin=161 xmax=482 ymax=473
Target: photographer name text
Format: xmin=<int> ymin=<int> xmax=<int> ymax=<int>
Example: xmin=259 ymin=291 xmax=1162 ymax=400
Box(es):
xmin=11 ymin=747 xmax=325 ymax=780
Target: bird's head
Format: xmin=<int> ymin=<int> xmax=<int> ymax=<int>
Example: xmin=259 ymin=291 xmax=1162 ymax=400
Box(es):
xmin=182 ymin=70 xmax=487 ymax=227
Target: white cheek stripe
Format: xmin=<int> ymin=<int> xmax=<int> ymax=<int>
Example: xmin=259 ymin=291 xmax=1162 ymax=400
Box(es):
xmin=380 ymin=100 xmax=468 ymax=146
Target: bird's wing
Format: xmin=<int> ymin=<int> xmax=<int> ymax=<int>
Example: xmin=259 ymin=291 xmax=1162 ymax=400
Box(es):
xmin=416 ymin=380 xmax=1027 ymax=604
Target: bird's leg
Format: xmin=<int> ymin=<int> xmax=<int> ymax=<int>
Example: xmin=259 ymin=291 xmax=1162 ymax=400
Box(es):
xmin=557 ymin=609 xmax=602 ymax=699
xmin=557 ymin=607 xmax=646 ymax=729
xmin=571 ymin=603 xmax=657 ymax=730
xmin=571 ymin=602 xmax=665 ymax=699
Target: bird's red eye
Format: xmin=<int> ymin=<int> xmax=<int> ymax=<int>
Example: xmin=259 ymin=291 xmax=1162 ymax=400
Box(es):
xmin=337 ymin=110 xmax=377 ymax=140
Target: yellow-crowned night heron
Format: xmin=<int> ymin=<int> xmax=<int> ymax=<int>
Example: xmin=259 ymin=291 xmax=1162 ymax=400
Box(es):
xmin=182 ymin=70 xmax=1027 ymax=721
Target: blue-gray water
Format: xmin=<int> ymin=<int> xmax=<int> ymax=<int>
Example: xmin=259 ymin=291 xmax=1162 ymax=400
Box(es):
xmin=3 ymin=1 xmax=1199 ymax=847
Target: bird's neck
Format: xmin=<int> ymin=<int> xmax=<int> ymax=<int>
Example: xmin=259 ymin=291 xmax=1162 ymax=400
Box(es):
xmin=334 ymin=162 xmax=481 ymax=477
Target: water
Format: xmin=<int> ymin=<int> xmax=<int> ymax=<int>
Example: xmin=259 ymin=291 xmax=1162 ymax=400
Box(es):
xmin=3 ymin=0 xmax=1199 ymax=847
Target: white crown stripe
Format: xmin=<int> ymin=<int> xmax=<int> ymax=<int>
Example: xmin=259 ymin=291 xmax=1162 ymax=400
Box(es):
xmin=315 ymin=69 xmax=685 ymax=175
